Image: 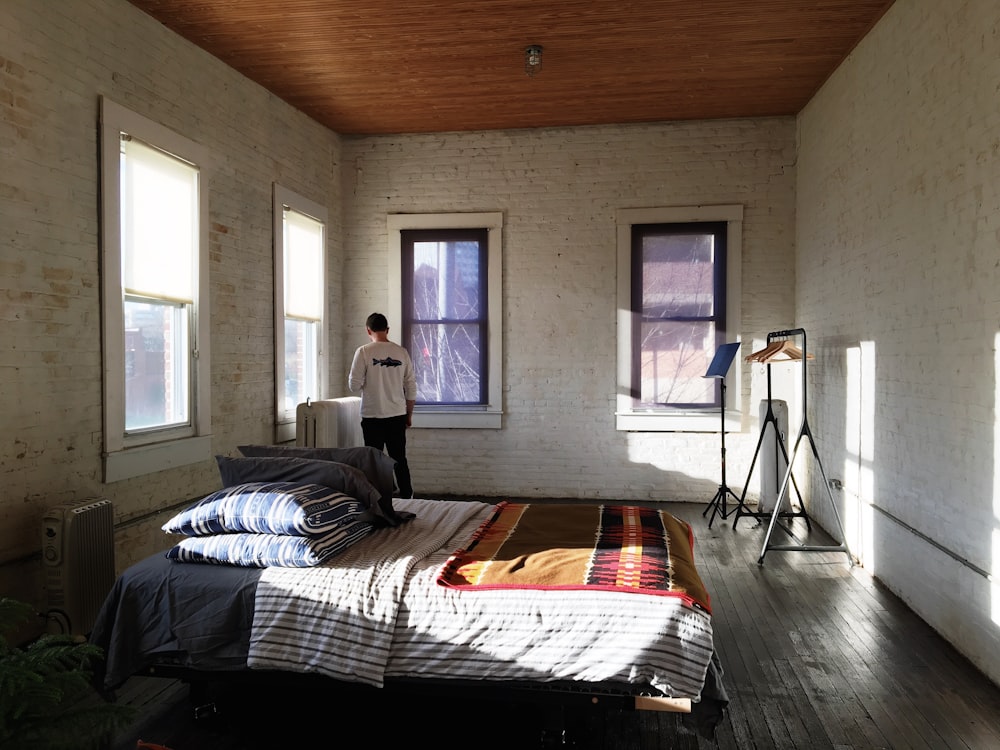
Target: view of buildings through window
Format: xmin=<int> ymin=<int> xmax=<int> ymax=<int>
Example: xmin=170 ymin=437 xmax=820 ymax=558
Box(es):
xmin=634 ymin=222 xmax=726 ymax=409
xmin=402 ymin=228 xmax=488 ymax=405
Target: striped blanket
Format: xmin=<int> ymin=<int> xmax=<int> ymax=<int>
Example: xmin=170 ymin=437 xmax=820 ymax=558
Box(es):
xmin=248 ymin=498 xmax=715 ymax=699
xmin=247 ymin=498 xmax=485 ymax=686
xmin=436 ymin=502 xmax=711 ymax=613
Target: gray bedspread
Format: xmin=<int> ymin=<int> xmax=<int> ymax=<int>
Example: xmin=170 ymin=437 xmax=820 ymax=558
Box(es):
xmin=90 ymin=553 xmax=261 ymax=689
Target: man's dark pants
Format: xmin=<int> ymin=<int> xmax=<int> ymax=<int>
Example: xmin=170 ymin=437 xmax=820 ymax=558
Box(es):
xmin=360 ymin=414 xmax=413 ymax=498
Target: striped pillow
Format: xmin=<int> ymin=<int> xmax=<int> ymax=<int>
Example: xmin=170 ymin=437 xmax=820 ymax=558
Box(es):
xmin=163 ymin=482 xmax=368 ymax=537
xmin=165 ymin=520 xmax=373 ymax=567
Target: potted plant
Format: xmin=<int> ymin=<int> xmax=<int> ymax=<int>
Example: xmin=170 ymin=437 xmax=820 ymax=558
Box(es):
xmin=0 ymin=597 xmax=135 ymax=750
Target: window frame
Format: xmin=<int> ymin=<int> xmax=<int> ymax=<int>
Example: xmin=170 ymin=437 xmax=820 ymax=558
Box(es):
xmin=100 ymin=97 xmax=212 ymax=481
xmin=273 ymin=184 xmax=329 ymax=443
xmin=388 ymin=212 xmax=503 ymax=429
xmin=616 ymin=205 xmax=743 ymax=432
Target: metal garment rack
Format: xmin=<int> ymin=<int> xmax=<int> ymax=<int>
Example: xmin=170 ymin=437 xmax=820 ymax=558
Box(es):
xmin=730 ymin=333 xmax=810 ymax=532
xmin=731 ymin=328 xmax=853 ymax=566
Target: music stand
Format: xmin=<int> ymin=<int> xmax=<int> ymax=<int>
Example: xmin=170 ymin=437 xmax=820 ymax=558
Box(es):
xmin=702 ymin=341 xmax=742 ymax=528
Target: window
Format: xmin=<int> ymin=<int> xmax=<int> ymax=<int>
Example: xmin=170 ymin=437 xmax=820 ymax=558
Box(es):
xmin=388 ymin=213 xmax=503 ymax=428
xmin=100 ymin=97 xmax=211 ymax=481
xmin=616 ymin=206 xmax=743 ymax=432
xmin=402 ymin=228 xmax=488 ymax=405
xmin=273 ymin=185 xmax=328 ymax=442
xmin=633 ymin=222 xmax=726 ymax=408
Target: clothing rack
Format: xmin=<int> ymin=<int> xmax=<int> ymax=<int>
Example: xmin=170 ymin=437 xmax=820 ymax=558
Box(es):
xmin=731 ymin=328 xmax=853 ymax=566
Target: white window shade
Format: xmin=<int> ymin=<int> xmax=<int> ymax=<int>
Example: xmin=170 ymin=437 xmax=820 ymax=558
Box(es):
xmin=121 ymin=138 xmax=198 ymax=302
xmin=284 ymin=209 xmax=323 ymax=320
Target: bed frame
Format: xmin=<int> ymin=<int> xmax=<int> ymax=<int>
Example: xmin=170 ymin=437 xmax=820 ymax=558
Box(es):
xmin=137 ymin=662 xmax=699 ymax=747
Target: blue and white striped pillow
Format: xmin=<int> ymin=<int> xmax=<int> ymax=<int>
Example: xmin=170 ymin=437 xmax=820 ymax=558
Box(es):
xmin=165 ymin=520 xmax=374 ymax=567
xmin=163 ymin=482 xmax=368 ymax=537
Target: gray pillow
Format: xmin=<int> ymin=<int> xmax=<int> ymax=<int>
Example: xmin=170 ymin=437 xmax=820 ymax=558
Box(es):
xmin=216 ymin=455 xmax=384 ymax=519
xmin=235 ymin=446 xmax=410 ymax=526
xmin=238 ymin=445 xmax=395 ymax=502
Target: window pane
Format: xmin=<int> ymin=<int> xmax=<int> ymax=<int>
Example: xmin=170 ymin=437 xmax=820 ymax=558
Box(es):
xmin=412 ymin=240 xmax=481 ymax=320
xmin=283 ymin=318 xmax=319 ymax=412
xmin=411 ymin=323 xmax=482 ymax=403
xmin=124 ymin=298 xmax=190 ymax=430
xmin=639 ymin=321 xmax=715 ymax=406
xmin=641 ymin=233 xmax=716 ymax=318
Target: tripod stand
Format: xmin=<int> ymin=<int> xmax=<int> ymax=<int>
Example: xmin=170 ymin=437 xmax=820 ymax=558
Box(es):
xmin=702 ymin=342 xmax=741 ymax=528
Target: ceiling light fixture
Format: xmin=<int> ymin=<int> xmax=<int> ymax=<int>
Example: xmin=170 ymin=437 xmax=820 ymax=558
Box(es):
xmin=524 ymin=45 xmax=543 ymax=77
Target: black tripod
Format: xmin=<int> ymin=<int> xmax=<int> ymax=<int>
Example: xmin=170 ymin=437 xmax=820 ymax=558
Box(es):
xmin=702 ymin=342 xmax=741 ymax=528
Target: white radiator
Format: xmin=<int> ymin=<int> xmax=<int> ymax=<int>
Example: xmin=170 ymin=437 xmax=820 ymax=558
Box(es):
xmin=759 ymin=399 xmax=791 ymax=513
xmin=42 ymin=499 xmax=116 ymax=636
xmin=295 ymin=397 xmax=363 ymax=448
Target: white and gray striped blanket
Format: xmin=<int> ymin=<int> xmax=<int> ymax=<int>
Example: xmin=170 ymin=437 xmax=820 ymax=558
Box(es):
xmin=248 ymin=498 xmax=716 ymax=699
xmin=247 ymin=498 xmax=486 ymax=686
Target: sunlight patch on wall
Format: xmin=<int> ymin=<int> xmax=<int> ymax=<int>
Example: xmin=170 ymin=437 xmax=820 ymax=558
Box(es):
xmin=844 ymin=341 xmax=876 ymax=568
xmin=992 ymin=333 xmax=1000 ymax=626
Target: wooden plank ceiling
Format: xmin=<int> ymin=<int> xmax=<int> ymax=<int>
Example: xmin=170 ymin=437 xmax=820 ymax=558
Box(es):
xmin=127 ymin=0 xmax=895 ymax=136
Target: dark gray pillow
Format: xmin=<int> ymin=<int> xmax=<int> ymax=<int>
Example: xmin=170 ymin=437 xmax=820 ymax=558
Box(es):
xmin=237 ymin=445 xmax=396 ymax=504
xmin=234 ymin=446 xmax=413 ymax=526
xmin=216 ymin=455 xmax=383 ymax=518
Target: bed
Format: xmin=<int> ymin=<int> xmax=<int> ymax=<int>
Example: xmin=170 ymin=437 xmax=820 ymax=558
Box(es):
xmin=90 ymin=449 xmax=728 ymax=743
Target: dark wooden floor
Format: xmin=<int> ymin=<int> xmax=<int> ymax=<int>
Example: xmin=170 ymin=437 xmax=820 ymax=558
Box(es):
xmin=106 ymin=501 xmax=1000 ymax=750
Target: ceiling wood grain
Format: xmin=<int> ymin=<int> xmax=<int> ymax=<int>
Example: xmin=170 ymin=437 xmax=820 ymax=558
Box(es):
xmin=128 ymin=0 xmax=895 ymax=135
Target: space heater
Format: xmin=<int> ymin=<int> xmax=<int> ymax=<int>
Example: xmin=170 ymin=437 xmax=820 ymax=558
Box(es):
xmin=41 ymin=498 xmax=115 ymax=636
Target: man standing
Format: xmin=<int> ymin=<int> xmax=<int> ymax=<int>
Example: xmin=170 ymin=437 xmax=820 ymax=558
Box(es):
xmin=348 ymin=312 xmax=416 ymax=499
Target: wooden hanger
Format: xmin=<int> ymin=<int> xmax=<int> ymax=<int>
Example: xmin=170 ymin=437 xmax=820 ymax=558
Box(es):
xmin=745 ymin=340 xmax=814 ymax=363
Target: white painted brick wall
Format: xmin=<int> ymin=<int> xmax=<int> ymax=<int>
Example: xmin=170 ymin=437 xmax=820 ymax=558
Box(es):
xmin=796 ymin=0 xmax=1000 ymax=684
xmin=341 ymin=120 xmax=797 ymax=501
xmin=0 ymin=0 xmax=342 ymax=603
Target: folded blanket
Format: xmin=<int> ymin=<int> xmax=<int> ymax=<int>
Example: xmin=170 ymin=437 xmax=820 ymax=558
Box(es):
xmin=437 ymin=502 xmax=711 ymax=612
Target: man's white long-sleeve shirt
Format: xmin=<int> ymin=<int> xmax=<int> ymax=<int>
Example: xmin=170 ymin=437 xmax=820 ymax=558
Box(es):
xmin=348 ymin=340 xmax=417 ymax=418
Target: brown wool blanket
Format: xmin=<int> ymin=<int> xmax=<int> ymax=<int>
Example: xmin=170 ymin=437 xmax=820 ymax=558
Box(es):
xmin=436 ymin=502 xmax=711 ymax=613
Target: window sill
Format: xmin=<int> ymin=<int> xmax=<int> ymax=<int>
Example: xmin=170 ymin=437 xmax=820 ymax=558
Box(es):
xmin=104 ymin=435 xmax=213 ymax=483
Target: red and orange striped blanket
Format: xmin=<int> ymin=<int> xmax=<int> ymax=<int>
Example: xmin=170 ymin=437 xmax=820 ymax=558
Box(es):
xmin=436 ymin=502 xmax=711 ymax=613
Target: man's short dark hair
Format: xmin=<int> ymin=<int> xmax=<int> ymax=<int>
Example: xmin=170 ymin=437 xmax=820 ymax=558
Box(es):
xmin=366 ymin=312 xmax=389 ymax=332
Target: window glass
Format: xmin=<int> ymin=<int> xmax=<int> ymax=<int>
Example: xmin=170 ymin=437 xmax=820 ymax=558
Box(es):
xmin=635 ymin=224 xmax=724 ymax=409
xmin=283 ymin=317 xmax=319 ymax=414
xmin=124 ymin=297 xmax=189 ymax=431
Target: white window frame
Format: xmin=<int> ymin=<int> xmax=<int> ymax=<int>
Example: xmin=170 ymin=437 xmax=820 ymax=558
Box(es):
xmin=388 ymin=212 xmax=503 ymax=429
xmin=616 ymin=205 xmax=743 ymax=432
xmin=273 ymin=184 xmax=329 ymax=443
xmin=100 ymin=97 xmax=212 ymax=481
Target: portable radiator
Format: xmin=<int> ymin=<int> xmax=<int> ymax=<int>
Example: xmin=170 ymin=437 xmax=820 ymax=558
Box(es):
xmin=41 ymin=498 xmax=115 ymax=636
xmin=295 ymin=397 xmax=364 ymax=448
xmin=759 ymin=399 xmax=792 ymax=513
